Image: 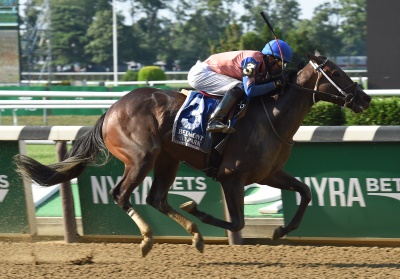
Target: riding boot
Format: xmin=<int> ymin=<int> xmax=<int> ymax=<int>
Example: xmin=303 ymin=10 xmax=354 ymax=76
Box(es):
xmin=207 ymin=87 xmax=244 ymax=133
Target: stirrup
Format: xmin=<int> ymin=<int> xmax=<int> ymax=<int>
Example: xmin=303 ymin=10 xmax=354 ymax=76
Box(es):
xmin=207 ymin=120 xmax=235 ymax=134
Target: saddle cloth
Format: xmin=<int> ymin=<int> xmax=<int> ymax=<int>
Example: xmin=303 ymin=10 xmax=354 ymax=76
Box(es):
xmin=172 ymin=90 xmax=219 ymax=153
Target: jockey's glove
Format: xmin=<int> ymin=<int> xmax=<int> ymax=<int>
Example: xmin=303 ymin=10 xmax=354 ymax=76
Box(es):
xmin=274 ymin=80 xmax=283 ymax=88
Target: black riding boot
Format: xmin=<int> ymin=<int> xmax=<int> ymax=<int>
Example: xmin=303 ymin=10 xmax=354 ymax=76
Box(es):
xmin=207 ymin=87 xmax=244 ymax=133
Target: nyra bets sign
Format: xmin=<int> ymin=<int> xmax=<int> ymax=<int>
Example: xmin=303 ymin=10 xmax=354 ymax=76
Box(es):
xmin=78 ymin=157 xmax=226 ymax=238
xmin=0 ymin=141 xmax=30 ymax=234
xmin=90 ymin=175 xmax=207 ymax=206
xmin=282 ymin=142 xmax=400 ymax=239
xmin=0 ymin=174 xmax=10 ymax=202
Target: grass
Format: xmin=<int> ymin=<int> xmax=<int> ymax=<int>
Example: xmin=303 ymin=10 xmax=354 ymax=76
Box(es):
xmin=2 ymin=115 xmax=94 ymax=164
xmin=0 ymin=115 xmax=101 ymax=126
xmin=26 ymin=144 xmax=72 ymax=165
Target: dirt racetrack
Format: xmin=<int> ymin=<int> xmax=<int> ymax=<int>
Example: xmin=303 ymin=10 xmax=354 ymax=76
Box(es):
xmin=0 ymin=240 xmax=399 ymax=278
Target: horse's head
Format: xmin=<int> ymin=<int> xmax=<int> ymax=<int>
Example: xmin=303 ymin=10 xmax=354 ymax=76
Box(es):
xmin=297 ymin=51 xmax=371 ymax=113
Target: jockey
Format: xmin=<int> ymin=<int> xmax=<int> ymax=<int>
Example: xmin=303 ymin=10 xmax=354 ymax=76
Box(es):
xmin=187 ymin=39 xmax=293 ymax=133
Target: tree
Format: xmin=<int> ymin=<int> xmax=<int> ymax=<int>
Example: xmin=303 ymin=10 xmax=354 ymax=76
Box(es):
xmin=20 ymin=0 xmax=367 ymax=73
xmin=166 ymin=0 xmax=235 ymax=70
xmin=84 ymin=9 xmax=129 ymax=67
xmin=268 ymin=0 xmax=301 ymax=36
xmin=128 ymin=0 xmax=169 ymax=65
xmin=301 ymin=0 xmax=366 ymax=57
xmin=297 ymin=2 xmax=343 ymax=58
xmin=337 ymin=0 xmax=366 ymax=55
xmin=240 ymin=31 xmax=265 ymax=51
xmin=51 ymin=1 xmax=89 ymax=66
xmin=238 ymin=0 xmax=270 ymax=33
xmin=211 ymin=22 xmax=242 ymax=53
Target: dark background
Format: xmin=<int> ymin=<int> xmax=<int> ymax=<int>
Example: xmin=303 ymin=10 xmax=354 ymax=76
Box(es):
xmin=367 ymin=0 xmax=400 ymax=89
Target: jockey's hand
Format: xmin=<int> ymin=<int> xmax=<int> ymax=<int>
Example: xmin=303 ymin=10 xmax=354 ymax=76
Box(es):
xmin=281 ymin=72 xmax=290 ymax=87
xmin=274 ymin=80 xmax=282 ymax=89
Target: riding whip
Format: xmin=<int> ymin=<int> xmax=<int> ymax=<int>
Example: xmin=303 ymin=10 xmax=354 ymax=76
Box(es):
xmin=260 ymin=10 xmax=285 ymax=70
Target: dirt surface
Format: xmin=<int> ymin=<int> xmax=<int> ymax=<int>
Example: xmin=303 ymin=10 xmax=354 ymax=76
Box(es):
xmin=0 ymin=241 xmax=399 ymax=278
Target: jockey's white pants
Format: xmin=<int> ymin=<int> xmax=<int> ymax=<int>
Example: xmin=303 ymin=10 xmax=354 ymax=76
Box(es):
xmin=187 ymin=61 xmax=242 ymax=96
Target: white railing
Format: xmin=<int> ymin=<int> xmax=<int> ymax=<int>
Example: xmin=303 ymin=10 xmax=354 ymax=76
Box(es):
xmin=0 ymin=88 xmax=399 ymax=101
xmin=0 ymin=89 xmax=399 ymax=109
xmin=0 ymin=91 xmax=128 ymax=97
xmin=363 ymin=89 xmax=400 ymax=96
xmin=21 ymin=71 xmax=189 ymax=76
xmin=0 ymin=89 xmax=399 ymax=125
xmin=0 ymin=101 xmax=116 ymax=109
xmin=19 ymin=80 xmax=189 ymax=87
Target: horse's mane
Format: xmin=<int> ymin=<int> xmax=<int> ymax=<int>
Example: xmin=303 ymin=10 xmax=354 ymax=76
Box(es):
xmin=284 ymin=53 xmax=328 ymax=81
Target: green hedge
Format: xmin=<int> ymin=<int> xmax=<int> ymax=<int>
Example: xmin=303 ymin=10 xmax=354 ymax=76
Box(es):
xmin=302 ymin=102 xmax=345 ymax=126
xmin=138 ymin=66 xmax=166 ymax=81
xmin=121 ymin=70 xmax=138 ymax=81
xmin=303 ymin=97 xmax=400 ymax=125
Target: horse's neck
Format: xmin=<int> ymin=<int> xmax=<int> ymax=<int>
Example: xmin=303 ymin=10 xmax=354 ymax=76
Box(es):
xmin=269 ymin=68 xmax=316 ymax=140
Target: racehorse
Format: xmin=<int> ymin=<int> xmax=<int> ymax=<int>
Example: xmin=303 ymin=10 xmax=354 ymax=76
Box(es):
xmin=15 ymin=52 xmax=371 ymax=257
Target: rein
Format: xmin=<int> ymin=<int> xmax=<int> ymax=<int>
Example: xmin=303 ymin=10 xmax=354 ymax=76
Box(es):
xmin=261 ymin=98 xmax=294 ymax=146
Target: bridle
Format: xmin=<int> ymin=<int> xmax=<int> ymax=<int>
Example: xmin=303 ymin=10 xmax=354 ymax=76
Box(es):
xmin=290 ymin=58 xmax=360 ymax=109
xmin=262 ymin=57 xmax=360 ymax=146
xmin=309 ymin=59 xmax=358 ymax=109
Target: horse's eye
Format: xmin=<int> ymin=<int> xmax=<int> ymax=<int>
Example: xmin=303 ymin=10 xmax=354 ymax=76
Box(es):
xmin=332 ymin=71 xmax=340 ymax=77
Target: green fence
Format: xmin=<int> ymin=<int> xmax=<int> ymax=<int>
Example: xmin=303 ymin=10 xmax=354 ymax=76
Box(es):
xmin=2 ymin=125 xmax=399 ymax=241
xmin=0 ymin=141 xmax=34 ymax=235
xmin=78 ymin=157 xmax=226 ymax=238
xmin=282 ymin=141 xmax=400 ymax=239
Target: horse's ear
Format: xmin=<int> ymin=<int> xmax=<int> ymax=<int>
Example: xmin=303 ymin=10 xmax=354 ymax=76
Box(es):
xmin=305 ymin=51 xmax=317 ymax=62
xmin=305 ymin=52 xmax=313 ymax=59
xmin=314 ymin=50 xmax=321 ymax=56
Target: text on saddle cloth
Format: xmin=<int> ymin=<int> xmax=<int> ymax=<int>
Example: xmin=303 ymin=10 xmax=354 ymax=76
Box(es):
xmin=172 ymin=90 xmax=219 ymax=153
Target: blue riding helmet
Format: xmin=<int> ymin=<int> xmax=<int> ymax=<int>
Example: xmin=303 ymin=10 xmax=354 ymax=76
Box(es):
xmin=262 ymin=39 xmax=293 ymax=63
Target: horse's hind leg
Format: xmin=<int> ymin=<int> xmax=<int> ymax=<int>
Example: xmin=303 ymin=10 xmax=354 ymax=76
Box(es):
xmin=146 ymin=151 xmax=205 ymax=253
xmin=110 ymin=163 xmax=155 ymax=257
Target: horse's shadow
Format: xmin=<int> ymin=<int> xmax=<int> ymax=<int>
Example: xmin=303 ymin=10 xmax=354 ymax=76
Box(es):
xmin=322 ymin=262 xmax=400 ymax=269
xmin=198 ymin=261 xmax=400 ymax=269
xmin=197 ymin=261 xmax=266 ymax=267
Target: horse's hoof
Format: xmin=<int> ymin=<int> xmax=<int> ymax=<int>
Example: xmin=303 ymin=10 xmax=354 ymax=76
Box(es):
xmin=180 ymin=200 xmax=197 ymax=213
xmin=193 ymin=234 xmax=204 ymax=253
xmin=140 ymin=239 xmax=153 ymax=257
xmin=272 ymin=226 xmax=284 ymax=240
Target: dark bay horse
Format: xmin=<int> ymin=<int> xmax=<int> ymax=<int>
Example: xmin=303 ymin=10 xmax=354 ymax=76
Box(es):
xmin=15 ymin=53 xmax=371 ymax=257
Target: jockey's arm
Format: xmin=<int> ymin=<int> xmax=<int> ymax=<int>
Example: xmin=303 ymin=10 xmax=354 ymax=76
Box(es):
xmin=241 ymin=57 xmax=277 ymax=98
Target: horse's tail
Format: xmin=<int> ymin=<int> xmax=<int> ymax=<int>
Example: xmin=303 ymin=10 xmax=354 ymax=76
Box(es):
xmin=14 ymin=113 xmax=109 ymax=187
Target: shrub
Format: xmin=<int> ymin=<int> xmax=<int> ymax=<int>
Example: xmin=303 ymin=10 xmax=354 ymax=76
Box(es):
xmin=345 ymin=97 xmax=400 ymax=125
xmin=301 ymin=97 xmax=400 ymax=126
xmin=302 ymin=102 xmax=346 ymax=126
xmin=121 ymin=70 xmax=138 ymax=81
xmin=138 ymin=66 xmax=166 ymax=81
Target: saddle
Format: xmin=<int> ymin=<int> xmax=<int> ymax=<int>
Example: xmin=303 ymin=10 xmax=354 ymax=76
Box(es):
xmin=179 ymin=89 xmax=248 ymax=180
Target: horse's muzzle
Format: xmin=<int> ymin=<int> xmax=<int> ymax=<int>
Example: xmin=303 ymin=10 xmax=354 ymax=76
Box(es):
xmin=352 ymin=88 xmax=371 ymax=113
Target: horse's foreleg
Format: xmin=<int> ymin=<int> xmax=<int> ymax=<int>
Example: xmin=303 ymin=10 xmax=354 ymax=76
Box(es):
xmin=146 ymin=153 xmax=205 ymax=253
xmin=260 ymin=170 xmax=311 ymax=240
xmin=110 ymin=166 xmax=154 ymax=257
xmin=159 ymin=204 xmax=205 ymax=253
xmin=180 ymin=179 xmax=245 ymax=233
